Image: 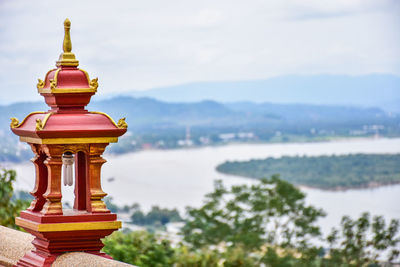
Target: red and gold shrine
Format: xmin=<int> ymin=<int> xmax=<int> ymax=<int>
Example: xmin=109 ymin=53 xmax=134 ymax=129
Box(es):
xmin=9 ymin=19 xmax=127 ymax=267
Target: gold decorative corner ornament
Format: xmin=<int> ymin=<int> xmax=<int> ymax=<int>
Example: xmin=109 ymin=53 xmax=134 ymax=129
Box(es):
xmin=89 ymin=78 xmax=98 ymax=90
xmin=36 ymin=119 xmax=44 ymax=131
xmin=10 ymin=118 xmax=20 ymax=128
xmin=37 ymin=79 xmax=45 ymax=89
xmin=56 ymin=18 xmax=79 ymax=67
xmin=88 ymin=112 xmax=128 ymax=129
xmin=11 ymin=112 xmax=46 ymax=129
xmin=117 ymin=118 xmax=128 ymax=129
xmin=50 ymin=79 xmax=57 ymax=90
xmin=34 ymin=113 xmax=53 ymax=131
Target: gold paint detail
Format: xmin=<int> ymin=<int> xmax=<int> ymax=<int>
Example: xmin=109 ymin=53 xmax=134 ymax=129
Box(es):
xmin=10 ymin=118 xmax=20 ymax=128
xmin=37 ymin=79 xmax=45 ymax=89
xmin=50 ymin=79 xmax=57 ymax=90
xmin=89 ymin=78 xmax=98 ymax=91
xmin=117 ymin=118 xmax=128 ymax=129
xmin=45 ymin=69 xmax=56 ymax=79
xmin=38 ymin=87 xmax=97 ymax=94
xmin=53 ymin=68 xmax=61 ymax=84
xmin=38 ymin=112 xmax=54 ymax=130
xmin=62 ymin=144 xmax=90 ymax=154
xmin=37 ymin=69 xmax=56 ymax=93
xmin=63 ymin=18 xmax=72 ymax=53
xmin=10 ymin=112 xmax=46 ymax=129
xmin=56 ymin=18 xmax=79 ymax=67
xmin=90 ymin=112 xmax=127 ymax=129
xmin=90 ymin=112 xmax=118 ymax=128
xmin=36 ymin=119 xmax=43 ymax=131
xmin=79 ymin=68 xmax=91 ymax=84
xmin=16 ymin=217 xmax=121 ymax=232
xmin=20 ymin=136 xmax=118 ymax=145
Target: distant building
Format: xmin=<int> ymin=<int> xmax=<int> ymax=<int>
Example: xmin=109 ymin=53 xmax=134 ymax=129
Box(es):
xmin=199 ymin=136 xmax=210 ymax=145
xmin=177 ymin=126 xmax=194 ymax=146
xmin=237 ymin=132 xmax=255 ymax=139
xmin=219 ymin=133 xmax=236 ymax=141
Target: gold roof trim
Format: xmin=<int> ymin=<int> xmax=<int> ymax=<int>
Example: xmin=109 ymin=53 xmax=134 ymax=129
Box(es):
xmin=10 ymin=112 xmax=46 ymax=129
xmin=53 ymin=68 xmax=61 ymax=83
xmin=38 ymin=87 xmax=97 ymax=94
xmin=37 ymin=69 xmax=56 ymax=90
xmin=16 ymin=217 xmax=121 ymax=232
xmin=79 ymin=69 xmax=99 ymax=90
xmin=20 ymin=136 xmax=119 ymax=144
xmin=35 ymin=112 xmax=54 ymax=131
xmin=90 ymin=112 xmax=128 ymax=129
xmin=79 ymin=68 xmax=90 ymax=84
xmin=37 ymin=68 xmax=98 ymax=94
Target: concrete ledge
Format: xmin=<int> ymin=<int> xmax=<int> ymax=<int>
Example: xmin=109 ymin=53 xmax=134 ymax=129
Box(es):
xmin=0 ymin=226 xmax=135 ymax=267
xmin=0 ymin=225 xmax=34 ymax=266
xmin=53 ymin=252 xmax=134 ymax=267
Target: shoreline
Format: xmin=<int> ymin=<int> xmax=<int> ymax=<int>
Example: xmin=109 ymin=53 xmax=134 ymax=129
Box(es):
xmin=106 ymin=135 xmax=396 ymax=157
xmin=216 ymin=171 xmax=400 ymax=192
xmin=298 ymin=180 xmax=400 ymax=192
xmin=1 ymin=136 xmax=397 ymax=165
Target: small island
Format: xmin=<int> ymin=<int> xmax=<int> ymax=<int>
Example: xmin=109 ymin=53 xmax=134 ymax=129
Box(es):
xmin=216 ymin=154 xmax=400 ymax=190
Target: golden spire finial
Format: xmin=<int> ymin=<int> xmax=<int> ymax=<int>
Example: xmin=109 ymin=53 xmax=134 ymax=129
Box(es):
xmin=63 ymin=18 xmax=72 ymax=53
xmin=56 ymin=18 xmax=79 ymax=67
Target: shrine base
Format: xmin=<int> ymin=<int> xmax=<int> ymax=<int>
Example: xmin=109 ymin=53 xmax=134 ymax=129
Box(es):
xmin=15 ymin=210 xmax=120 ymax=267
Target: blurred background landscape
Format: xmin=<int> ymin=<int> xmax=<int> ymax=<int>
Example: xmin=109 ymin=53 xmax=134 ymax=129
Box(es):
xmin=1 ymin=0 xmax=400 ymax=266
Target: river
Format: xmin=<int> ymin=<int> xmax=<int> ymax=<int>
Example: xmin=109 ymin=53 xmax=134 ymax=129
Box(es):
xmin=6 ymin=137 xmax=400 ymax=235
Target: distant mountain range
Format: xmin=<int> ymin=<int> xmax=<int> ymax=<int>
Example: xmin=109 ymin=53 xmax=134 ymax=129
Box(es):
xmin=0 ymin=96 xmax=395 ymax=132
xmin=1 ymin=96 xmax=399 ymax=162
xmin=2 ymin=74 xmax=399 ymax=161
xmin=127 ymin=74 xmax=400 ymax=112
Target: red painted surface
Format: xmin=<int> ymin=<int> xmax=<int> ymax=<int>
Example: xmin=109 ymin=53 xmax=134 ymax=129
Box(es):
xmin=11 ymin=113 xmax=126 ymax=139
xmin=16 ymin=251 xmax=58 ymax=267
xmin=41 ymin=66 xmax=94 ymax=111
xmin=19 ymin=210 xmax=116 ymax=223
xmin=74 ymin=151 xmax=88 ymax=211
xmin=42 ymin=93 xmax=95 ymax=112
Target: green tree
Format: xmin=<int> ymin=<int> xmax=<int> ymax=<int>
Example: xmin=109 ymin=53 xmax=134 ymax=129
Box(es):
xmin=0 ymin=169 xmax=30 ymax=229
xmin=172 ymin=246 xmax=221 ymax=267
xmin=104 ymin=231 xmax=258 ymax=267
xmin=131 ymin=205 xmax=183 ymax=228
xmin=216 ymin=154 xmax=400 ymax=190
xmin=324 ymin=212 xmax=400 ymax=266
xmin=104 ymin=196 xmax=119 ymax=213
xmin=104 ymin=176 xmax=400 ymax=266
xmin=102 ymin=230 xmax=175 ymax=267
xmin=181 ymin=175 xmax=325 ymax=257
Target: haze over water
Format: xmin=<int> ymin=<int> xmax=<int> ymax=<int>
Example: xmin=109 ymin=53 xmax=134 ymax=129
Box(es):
xmin=8 ymin=137 xmax=400 ymax=235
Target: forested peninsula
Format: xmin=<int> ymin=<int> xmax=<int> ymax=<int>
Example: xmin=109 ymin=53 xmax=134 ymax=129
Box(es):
xmin=216 ymin=154 xmax=400 ymax=190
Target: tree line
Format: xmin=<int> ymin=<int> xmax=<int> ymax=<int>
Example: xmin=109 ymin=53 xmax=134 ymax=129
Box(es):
xmin=216 ymin=154 xmax=400 ymax=190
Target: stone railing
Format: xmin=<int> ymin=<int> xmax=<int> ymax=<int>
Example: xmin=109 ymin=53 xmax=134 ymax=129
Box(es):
xmin=0 ymin=226 xmax=135 ymax=267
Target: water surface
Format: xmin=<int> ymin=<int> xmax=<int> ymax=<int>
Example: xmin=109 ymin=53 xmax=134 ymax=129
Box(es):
xmin=7 ymin=137 xmax=400 ymax=235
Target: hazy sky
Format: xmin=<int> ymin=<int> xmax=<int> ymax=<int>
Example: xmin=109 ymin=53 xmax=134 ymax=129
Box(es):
xmin=0 ymin=0 xmax=399 ymax=103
